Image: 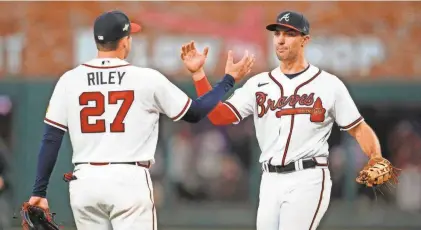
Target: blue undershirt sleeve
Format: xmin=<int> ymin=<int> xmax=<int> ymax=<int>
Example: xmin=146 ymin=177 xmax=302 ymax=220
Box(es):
xmin=181 ymin=74 xmax=235 ymax=123
xmin=31 ymin=124 xmax=65 ymax=198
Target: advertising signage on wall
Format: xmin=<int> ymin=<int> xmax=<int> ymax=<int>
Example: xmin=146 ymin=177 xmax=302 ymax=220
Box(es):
xmin=0 ymin=2 xmax=419 ymax=81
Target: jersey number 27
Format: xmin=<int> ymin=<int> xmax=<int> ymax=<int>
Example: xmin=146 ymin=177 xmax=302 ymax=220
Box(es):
xmin=79 ymin=90 xmax=134 ymax=133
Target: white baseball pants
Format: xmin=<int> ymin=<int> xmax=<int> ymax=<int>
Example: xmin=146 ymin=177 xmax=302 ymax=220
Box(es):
xmin=68 ymin=163 xmax=156 ymax=230
xmin=256 ymin=167 xmax=332 ymax=230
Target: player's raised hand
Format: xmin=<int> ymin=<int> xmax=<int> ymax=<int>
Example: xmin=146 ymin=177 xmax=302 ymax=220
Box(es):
xmin=180 ymin=40 xmax=209 ymax=74
xmin=225 ymin=50 xmax=255 ymax=82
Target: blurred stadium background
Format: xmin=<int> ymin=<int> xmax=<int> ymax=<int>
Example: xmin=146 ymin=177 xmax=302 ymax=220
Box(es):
xmin=0 ymin=1 xmax=421 ymax=230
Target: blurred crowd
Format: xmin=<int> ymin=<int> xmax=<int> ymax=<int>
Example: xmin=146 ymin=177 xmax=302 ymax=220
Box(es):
xmin=0 ymin=97 xmax=12 ymax=229
xmin=150 ymin=118 xmax=256 ymax=205
xmin=0 ymin=138 xmax=12 ymax=229
xmin=391 ymin=120 xmax=421 ymax=212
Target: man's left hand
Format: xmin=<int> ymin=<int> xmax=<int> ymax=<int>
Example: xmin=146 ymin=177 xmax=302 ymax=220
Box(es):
xmin=28 ymin=196 xmax=49 ymax=211
xmin=180 ymin=40 xmax=209 ymax=74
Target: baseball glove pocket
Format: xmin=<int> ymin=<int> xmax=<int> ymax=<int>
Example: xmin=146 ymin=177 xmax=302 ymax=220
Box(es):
xmin=356 ymin=157 xmax=401 ymax=187
xmin=20 ymin=202 xmax=60 ymax=230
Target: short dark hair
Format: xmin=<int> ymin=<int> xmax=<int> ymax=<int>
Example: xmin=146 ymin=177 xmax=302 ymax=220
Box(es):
xmin=96 ymin=40 xmax=119 ymax=51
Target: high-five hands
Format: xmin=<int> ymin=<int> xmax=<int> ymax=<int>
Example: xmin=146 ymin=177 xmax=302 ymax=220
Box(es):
xmin=224 ymin=50 xmax=255 ymax=82
xmin=180 ymin=41 xmax=209 ymax=74
xmin=181 ymin=41 xmax=255 ymax=82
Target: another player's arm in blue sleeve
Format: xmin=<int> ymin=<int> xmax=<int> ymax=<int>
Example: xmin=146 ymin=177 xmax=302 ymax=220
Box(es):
xmin=181 ymin=74 xmax=235 ymax=123
xmin=31 ymin=124 xmax=65 ymax=198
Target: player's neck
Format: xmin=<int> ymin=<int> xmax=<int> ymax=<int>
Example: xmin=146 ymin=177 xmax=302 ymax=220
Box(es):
xmin=279 ymin=57 xmax=308 ymax=75
xmin=97 ymin=51 xmax=125 ymax=60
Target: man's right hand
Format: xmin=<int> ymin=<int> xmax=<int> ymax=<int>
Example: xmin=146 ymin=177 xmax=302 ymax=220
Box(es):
xmin=225 ymin=50 xmax=255 ymax=82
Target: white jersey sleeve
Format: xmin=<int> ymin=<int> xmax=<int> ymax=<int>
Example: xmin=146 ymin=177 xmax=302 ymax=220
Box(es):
xmin=224 ymin=78 xmax=254 ymax=122
xmin=152 ymin=70 xmax=191 ymax=121
xmin=333 ymin=79 xmax=364 ymax=131
xmin=44 ymin=75 xmax=68 ymax=131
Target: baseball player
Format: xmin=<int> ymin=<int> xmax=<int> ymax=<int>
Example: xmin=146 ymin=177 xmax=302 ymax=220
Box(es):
xmin=181 ymin=11 xmax=385 ymax=230
xmin=25 ymin=10 xmax=254 ymax=230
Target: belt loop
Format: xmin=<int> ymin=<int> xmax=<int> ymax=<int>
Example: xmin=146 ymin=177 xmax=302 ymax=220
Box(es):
xmin=298 ymin=159 xmax=304 ymax=170
xmin=294 ymin=161 xmax=299 ymax=171
xmin=265 ymin=157 xmax=273 ymax=172
xmin=294 ymin=159 xmax=304 ymax=171
xmin=262 ymin=161 xmax=269 ymax=172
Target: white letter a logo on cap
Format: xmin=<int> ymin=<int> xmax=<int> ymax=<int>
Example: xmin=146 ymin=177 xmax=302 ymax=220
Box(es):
xmin=123 ymin=24 xmax=129 ymax=31
xmin=279 ymin=13 xmax=290 ymax=22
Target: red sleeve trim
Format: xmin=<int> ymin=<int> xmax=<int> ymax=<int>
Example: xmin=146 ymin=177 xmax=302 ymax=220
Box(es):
xmin=44 ymin=118 xmax=68 ymax=131
xmin=339 ymin=116 xmax=364 ymax=130
xmin=171 ymin=98 xmax=192 ymax=121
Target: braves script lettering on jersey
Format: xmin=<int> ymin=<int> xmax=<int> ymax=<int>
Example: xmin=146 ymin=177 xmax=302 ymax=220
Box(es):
xmin=222 ymin=64 xmax=363 ymax=229
xmin=44 ymin=58 xmax=191 ymax=229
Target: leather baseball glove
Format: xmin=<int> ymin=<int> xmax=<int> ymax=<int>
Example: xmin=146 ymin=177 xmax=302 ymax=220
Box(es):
xmin=20 ymin=202 xmax=60 ymax=230
xmin=356 ymin=157 xmax=400 ymax=187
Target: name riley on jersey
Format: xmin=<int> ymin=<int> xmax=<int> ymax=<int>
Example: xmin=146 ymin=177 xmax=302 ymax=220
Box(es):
xmin=87 ymin=71 xmax=126 ymax=86
xmin=255 ymin=92 xmax=326 ymax=122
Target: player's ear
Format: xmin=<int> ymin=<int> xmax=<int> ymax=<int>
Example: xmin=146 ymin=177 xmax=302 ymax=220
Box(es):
xmin=124 ymin=37 xmax=129 ymax=48
xmin=301 ymin=35 xmax=310 ymax=47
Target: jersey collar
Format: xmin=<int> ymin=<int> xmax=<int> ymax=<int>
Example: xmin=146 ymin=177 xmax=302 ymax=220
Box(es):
xmin=82 ymin=58 xmax=130 ymax=68
xmin=270 ymin=64 xmax=320 ymax=85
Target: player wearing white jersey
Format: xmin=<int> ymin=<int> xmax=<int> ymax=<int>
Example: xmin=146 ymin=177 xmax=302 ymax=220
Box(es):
xmin=181 ymin=11 xmax=386 ymax=230
xmin=25 ymin=10 xmax=254 ymax=230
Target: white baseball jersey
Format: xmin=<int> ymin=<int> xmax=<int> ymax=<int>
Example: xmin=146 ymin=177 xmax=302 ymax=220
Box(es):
xmin=44 ymin=58 xmax=191 ymax=164
xmin=224 ymin=64 xmax=363 ymax=166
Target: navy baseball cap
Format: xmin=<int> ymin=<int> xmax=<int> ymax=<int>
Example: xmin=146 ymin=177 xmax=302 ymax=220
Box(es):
xmin=266 ymin=11 xmax=310 ymax=35
xmin=94 ymin=10 xmax=141 ymax=44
